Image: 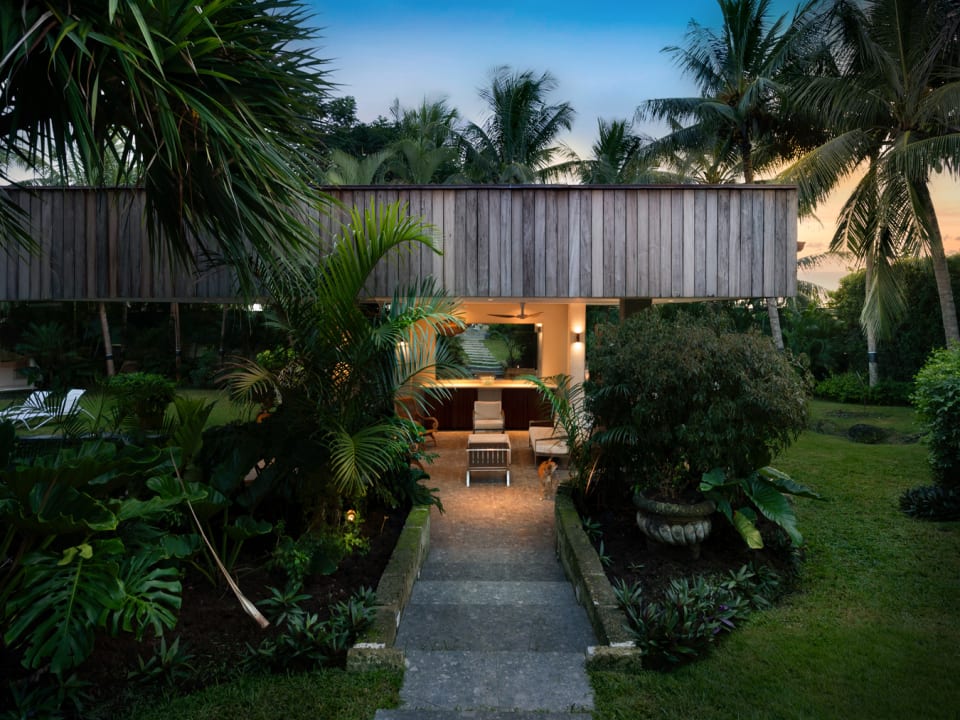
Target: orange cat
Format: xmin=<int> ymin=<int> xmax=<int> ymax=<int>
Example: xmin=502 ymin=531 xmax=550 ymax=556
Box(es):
xmin=538 ymin=459 xmax=558 ymax=500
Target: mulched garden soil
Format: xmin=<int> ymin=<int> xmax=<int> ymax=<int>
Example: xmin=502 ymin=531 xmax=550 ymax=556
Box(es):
xmin=582 ymin=502 xmax=798 ymax=600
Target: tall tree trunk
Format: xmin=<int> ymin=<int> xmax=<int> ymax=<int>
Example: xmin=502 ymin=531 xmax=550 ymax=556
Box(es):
xmin=743 ymin=150 xmax=786 ymax=351
xmin=219 ymin=305 xmax=229 ymax=365
xmin=913 ymin=182 xmax=960 ymax=345
xmin=766 ymin=298 xmax=784 ymax=350
xmin=171 ymin=302 xmax=182 ymax=380
xmin=98 ymin=303 xmax=115 ymax=377
xmin=865 ymin=253 xmax=879 ymax=387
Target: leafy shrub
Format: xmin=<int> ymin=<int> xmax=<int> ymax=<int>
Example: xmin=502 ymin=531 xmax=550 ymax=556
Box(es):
xmin=243 ymin=585 xmax=377 ymax=672
xmin=814 ymin=371 xmax=912 ymax=405
xmin=127 ymin=635 xmax=196 ymax=687
xmin=106 ymin=371 xmax=177 ymax=430
xmin=586 ymin=312 xmax=810 ymax=501
xmin=14 ymin=321 xmax=90 ymax=391
xmin=899 ymin=485 xmax=960 ymax=521
xmin=614 ymin=563 xmax=784 ymax=670
xmin=912 ymin=346 xmax=960 ymax=486
xmin=269 ymin=525 xmax=368 ymax=586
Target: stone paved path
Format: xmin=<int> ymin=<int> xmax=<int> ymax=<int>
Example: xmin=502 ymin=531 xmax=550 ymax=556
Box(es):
xmin=375 ymin=431 xmax=596 ymax=720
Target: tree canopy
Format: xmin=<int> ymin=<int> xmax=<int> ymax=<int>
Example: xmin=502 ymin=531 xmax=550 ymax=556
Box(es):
xmin=1 ymin=0 xmax=333 ymax=288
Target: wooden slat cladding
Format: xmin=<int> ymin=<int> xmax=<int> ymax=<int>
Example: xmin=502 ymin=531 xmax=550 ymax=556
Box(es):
xmin=0 ymin=185 xmax=797 ymax=302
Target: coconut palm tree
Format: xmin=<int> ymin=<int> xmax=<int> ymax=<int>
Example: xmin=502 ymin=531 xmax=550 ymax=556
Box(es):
xmin=637 ymin=0 xmax=828 ymax=349
xmin=0 ymin=0 xmax=331 ymax=288
xmin=779 ymin=0 xmax=960 ymax=345
xmin=323 ymin=148 xmax=394 ymax=185
xmin=387 ymin=98 xmax=462 ymax=184
xmin=459 ymin=66 xmax=575 ymax=183
xmin=573 ymin=119 xmax=665 ymax=184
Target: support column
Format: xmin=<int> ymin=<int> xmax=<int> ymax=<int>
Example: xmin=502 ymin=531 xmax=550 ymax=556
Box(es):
xmin=99 ymin=302 xmax=115 ymax=377
xmin=567 ymin=302 xmax=586 ymax=387
xmin=619 ymin=297 xmax=652 ymax=320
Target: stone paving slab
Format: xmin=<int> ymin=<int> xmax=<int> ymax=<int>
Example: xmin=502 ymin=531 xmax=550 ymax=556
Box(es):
xmin=398 ymin=650 xmax=594 ymax=713
xmin=419 ymin=558 xmax=564 ymax=582
xmin=396 ymin=604 xmax=597 ymax=652
xmin=408 ymin=580 xmax=579 ymax=606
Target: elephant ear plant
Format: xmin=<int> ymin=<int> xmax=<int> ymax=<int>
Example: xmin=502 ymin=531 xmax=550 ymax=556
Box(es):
xmin=586 ymin=310 xmax=822 ymax=549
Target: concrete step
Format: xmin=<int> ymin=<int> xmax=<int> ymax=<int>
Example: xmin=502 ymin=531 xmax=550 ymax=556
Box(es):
xmin=396 ymin=603 xmax=597 ymax=652
xmin=387 ymin=650 xmax=594 ymax=714
xmin=419 ymin=558 xmax=565 ymax=582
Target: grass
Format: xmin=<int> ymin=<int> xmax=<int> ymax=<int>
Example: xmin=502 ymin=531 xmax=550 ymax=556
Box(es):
xmin=120 ymin=668 xmax=403 ymax=720
xmin=590 ymin=400 xmax=959 ymax=720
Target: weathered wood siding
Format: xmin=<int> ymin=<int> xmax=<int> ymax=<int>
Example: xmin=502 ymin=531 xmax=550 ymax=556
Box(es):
xmin=0 ymin=185 xmax=798 ymax=301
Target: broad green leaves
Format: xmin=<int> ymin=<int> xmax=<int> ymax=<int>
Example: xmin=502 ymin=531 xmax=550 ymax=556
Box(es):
xmin=701 ymin=466 xmax=824 ymax=548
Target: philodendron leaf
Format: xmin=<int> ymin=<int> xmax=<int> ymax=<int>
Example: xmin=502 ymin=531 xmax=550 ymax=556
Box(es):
xmin=17 ymin=482 xmax=118 ymax=534
xmin=4 ymin=540 xmax=126 ymax=674
xmin=108 ymin=554 xmax=182 ymax=640
xmin=223 ymin=515 xmax=273 ymax=540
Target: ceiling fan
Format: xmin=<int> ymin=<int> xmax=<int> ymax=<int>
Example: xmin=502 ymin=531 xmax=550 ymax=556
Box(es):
xmin=489 ymin=302 xmax=542 ymax=319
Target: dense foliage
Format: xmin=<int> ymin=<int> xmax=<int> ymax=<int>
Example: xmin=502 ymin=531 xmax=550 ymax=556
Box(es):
xmin=829 ymin=256 xmax=960 ymax=383
xmin=614 ymin=563 xmax=786 ymax=670
xmin=911 ymin=346 xmax=960 ymax=487
xmin=585 ymin=312 xmax=810 ymax=500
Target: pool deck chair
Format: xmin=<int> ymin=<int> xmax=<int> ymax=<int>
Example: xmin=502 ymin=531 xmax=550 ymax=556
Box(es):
xmin=0 ymin=389 xmax=92 ymax=430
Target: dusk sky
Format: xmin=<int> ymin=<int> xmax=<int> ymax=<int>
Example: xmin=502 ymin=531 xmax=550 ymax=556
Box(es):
xmin=308 ymin=0 xmax=958 ymax=289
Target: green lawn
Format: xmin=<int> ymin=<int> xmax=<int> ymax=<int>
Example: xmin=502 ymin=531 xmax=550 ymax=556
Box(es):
xmin=591 ymin=401 xmax=959 ymax=719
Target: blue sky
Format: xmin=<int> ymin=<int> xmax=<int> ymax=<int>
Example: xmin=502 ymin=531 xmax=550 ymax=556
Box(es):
xmin=306 ymin=1 xmax=958 ymax=282
xmin=308 ymin=0 xmax=799 ymax=154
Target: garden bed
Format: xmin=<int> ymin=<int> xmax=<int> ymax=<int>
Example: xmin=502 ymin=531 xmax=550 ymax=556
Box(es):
xmin=26 ymin=506 xmax=408 ymax=713
xmin=582 ymin=502 xmax=799 ymax=600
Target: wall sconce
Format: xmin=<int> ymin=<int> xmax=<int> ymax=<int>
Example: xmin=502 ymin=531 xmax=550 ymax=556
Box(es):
xmin=572 ymin=326 xmax=583 ymax=345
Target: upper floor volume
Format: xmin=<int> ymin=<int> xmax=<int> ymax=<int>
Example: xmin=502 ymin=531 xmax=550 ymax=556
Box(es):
xmin=0 ymin=184 xmax=798 ymax=303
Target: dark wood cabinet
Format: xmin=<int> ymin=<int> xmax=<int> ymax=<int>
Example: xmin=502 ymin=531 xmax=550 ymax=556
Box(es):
xmin=430 ymin=386 xmax=549 ymax=430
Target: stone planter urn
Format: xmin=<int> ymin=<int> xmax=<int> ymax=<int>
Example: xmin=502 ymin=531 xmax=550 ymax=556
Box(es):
xmin=634 ymin=492 xmax=716 ymax=559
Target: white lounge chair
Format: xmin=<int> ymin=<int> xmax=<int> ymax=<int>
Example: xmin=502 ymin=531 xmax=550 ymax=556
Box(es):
xmin=0 ymin=390 xmax=50 ymax=426
xmin=0 ymin=389 xmax=91 ymax=430
xmin=473 ymin=400 xmax=505 ymax=432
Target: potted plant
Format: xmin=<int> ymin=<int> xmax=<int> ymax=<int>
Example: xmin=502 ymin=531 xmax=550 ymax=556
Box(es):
xmin=585 ymin=311 xmax=818 ymax=554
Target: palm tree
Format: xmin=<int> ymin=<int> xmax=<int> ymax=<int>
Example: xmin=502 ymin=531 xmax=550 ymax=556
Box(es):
xmin=638 ymin=0 xmax=828 ymax=348
xmin=575 ymin=119 xmax=660 ymax=184
xmin=0 ymin=0 xmax=331 ymax=288
xmin=780 ymin=0 xmax=960 ymax=346
xmin=323 ymin=148 xmax=394 ymax=185
xmin=224 ymin=201 xmax=466 ymax=507
xmin=387 ymin=98 xmax=462 ymax=184
xmin=459 ymin=66 xmax=575 ymax=183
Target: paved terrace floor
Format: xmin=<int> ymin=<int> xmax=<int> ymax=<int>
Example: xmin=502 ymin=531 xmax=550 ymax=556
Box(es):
xmin=376 ymin=430 xmax=597 ymax=720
